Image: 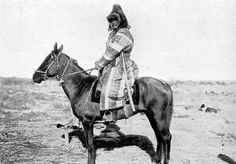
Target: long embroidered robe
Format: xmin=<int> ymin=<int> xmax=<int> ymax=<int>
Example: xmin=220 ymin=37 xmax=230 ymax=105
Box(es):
xmin=98 ymin=28 xmax=139 ymax=111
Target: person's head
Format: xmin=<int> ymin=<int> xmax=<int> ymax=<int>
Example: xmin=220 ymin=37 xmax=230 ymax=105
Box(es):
xmin=107 ymin=4 xmax=130 ymax=31
xmin=108 ymin=16 xmax=121 ymax=31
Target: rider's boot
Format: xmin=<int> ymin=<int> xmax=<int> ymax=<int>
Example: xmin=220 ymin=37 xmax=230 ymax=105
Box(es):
xmin=114 ymin=104 xmax=134 ymax=120
xmin=101 ymin=110 xmax=120 ymax=133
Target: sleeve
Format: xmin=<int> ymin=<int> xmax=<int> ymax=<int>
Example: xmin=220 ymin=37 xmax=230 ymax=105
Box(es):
xmin=98 ymin=31 xmax=133 ymax=68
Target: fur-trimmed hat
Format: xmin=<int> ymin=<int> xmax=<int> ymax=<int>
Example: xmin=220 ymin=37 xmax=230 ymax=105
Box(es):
xmin=107 ymin=4 xmax=130 ymax=31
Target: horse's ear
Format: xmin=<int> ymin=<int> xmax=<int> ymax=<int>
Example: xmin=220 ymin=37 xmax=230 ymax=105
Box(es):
xmin=58 ymin=44 xmax=63 ymax=53
xmin=54 ymin=42 xmax=58 ymax=51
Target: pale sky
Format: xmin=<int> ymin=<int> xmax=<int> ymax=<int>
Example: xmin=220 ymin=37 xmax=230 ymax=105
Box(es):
xmin=0 ymin=0 xmax=235 ymax=80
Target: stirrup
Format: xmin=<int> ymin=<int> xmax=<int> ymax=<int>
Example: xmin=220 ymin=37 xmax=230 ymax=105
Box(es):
xmin=94 ymin=111 xmax=114 ymax=124
xmin=102 ymin=111 xmax=114 ymax=122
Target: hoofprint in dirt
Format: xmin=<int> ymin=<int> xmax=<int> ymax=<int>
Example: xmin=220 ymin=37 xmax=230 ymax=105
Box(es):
xmin=0 ymin=78 xmax=235 ymax=163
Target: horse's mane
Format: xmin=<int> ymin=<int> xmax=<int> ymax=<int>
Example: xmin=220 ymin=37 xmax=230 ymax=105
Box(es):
xmin=62 ymin=53 xmax=86 ymax=73
xmin=62 ymin=53 xmax=97 ymax=86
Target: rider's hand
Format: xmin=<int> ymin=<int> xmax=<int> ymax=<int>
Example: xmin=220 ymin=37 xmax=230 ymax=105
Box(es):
xmin=95 ymin=61 xmax=102 ymax=70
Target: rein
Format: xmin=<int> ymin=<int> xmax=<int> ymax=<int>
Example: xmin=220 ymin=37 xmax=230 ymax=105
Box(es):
xmin=62 ymin=68 xmax=96 ymax=77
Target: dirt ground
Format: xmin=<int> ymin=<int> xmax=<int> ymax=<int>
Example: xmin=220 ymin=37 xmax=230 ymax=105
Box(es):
xmin=0 ymin=78 xmax=235 ymax=164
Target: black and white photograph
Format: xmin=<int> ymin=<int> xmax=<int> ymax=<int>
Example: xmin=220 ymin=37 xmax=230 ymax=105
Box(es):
xmin=0 ymin=0 xmax=235 ymax=163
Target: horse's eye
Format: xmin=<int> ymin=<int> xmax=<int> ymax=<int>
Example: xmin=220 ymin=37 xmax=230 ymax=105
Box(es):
xmin=50 ymin=54 xmax=55 ymax=59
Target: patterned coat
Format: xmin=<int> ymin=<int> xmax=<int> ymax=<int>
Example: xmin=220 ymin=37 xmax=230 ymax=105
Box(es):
xmin=97 ymin=28 xmax=139 ymax=111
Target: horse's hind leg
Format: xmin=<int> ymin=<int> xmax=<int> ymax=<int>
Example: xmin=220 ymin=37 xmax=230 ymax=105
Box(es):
xmin=145 ymin=112 xmax=163 ymax=164
xmin=148 ymin=117 xmax=171 ymax=164
xmin=162 ymin=128 xmax=172 ymax=164
xmin=146 ymin=106 xmax=172 ymax=164
xmin=155 ymin=133 xmax=163 ymax=164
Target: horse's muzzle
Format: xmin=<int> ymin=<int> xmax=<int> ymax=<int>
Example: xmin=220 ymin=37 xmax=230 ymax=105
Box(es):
xmin=32 ymin=71 xmax=46 ymax=83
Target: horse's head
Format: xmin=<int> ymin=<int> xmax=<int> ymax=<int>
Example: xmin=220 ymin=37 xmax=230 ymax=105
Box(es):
xmin=33 ymin=42 xmax=66 ymax=83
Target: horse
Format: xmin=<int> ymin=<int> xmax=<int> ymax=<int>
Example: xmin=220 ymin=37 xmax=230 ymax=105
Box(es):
xmin=32 ymin=43 xmax=173 ymax=164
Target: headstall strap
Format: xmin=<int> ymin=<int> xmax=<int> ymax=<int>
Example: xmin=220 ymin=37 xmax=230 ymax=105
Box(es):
xmin=35 ymin=52 xmax=96 ymax=81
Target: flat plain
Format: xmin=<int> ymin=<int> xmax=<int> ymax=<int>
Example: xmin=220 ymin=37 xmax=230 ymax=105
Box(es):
xmin=0 ymin=77 xmax=235 ymax=164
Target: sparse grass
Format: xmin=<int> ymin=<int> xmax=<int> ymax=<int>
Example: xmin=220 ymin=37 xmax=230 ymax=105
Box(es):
xmin=184 ymin=105 xmax=194 ymax=110
xmin=30 ymin=92 xmax=49 ymax=101
xmin=170 ymin=80 xmax=236 ymax=86
xmin=0 ymin=77 xmax=235 ymax=163
xmin=0 ymin=126 xmax=28 ymax=164
xmin=174 ymin=115 xmax=191 ymax=118
xmin=0 ymin=77 xmax=36 ymax=110
xmin=211 ymin=131 xmax=236 ymax=141
xmin=50 ymin=102 xmax=71 ymax=114
xmin=0 ymin=77 xmax=73 ymax=163
xmin=0 ymin=77 xmax=51 ymax=110
xmin=17 ymin=111 xmax=50 ymax=121
xmin=0 ymin=130 xmax=47 ymax=163
xmin=0 ymin=146 xmax=22 ymax=164
xmin=0 ymin=87 xmax=35 ymax=110
xmin=0 ymin=109 xmax=13 ymax=119
xmin=0 ymin=77 xmax=33 ymax=86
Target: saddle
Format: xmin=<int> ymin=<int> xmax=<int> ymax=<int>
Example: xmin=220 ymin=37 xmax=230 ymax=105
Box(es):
xmin=90 ymin=79 xmax=139 ymax=105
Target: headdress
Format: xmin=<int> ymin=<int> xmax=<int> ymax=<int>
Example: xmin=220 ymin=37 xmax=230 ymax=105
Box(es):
xmin=107 ymin=4 xmax=130 ymax=31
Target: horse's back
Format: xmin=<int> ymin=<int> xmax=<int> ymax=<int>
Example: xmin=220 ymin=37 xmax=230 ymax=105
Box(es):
xmin=136 ymin=76 xmax=172 ymax=96
xmin=135 ymin=77 xmax=173 ymax=114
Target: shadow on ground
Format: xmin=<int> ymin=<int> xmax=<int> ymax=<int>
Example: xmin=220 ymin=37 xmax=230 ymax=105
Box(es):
xmin=62 ymin=127 xmax=158 ymax=162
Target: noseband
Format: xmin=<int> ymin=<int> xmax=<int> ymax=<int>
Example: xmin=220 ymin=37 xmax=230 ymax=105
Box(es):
xmin=35 ymin=52 xmax=95 ymax=81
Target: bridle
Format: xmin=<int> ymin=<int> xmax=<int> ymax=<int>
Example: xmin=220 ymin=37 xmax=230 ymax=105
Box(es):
xmin=35 ymin=52 xmax=95 ymax=81
xmin=35 ymin=51 xmax=98 ymax=123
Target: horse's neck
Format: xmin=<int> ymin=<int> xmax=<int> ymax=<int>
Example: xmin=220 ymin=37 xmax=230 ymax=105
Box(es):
xmin=60 ymin=61 xmax=89 ymax=100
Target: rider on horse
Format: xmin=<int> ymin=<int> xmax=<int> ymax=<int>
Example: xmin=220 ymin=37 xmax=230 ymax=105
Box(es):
xmin=95 ymin=4 xmax=139 ymax=124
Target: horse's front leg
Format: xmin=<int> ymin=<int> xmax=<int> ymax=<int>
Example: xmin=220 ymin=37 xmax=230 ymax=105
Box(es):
xmin=83 ymin=122 xmax=96 ymax=164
